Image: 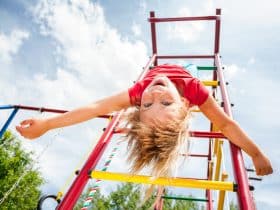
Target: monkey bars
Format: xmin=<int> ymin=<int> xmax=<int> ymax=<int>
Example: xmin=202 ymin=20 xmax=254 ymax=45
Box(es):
xmin=90 ymin=171 xmax=237 ymax=192
xmin=0 ymin=8 xmax=256 ymax=210
xmin=58 ymin=8 xmax=255 ymax=210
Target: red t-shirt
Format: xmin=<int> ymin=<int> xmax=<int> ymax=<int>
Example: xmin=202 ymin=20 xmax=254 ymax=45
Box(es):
xmin=128 ymin=64 xmax=209 ymax=106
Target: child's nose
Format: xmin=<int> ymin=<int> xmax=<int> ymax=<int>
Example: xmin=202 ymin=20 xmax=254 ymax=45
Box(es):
xmin=151 ymin=89 xmax=163 ymax=98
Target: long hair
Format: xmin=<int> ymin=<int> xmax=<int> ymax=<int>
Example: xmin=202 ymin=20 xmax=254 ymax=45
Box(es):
xmin=124 ymin=105 xmax=190 ymax=201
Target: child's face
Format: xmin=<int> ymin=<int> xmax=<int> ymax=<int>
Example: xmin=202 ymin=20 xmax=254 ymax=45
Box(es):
xmin=140 ymin=75 xmax=188 ymax=126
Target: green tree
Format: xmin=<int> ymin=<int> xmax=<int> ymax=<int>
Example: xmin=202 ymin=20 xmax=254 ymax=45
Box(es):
xmin=74 ymin=182 xmax=201 ymax=210
xmin=172 ymin=195 xmax=200 ymax=210
xmin=229 ymin=201 xmax=238 ymax=210
xmin=0 ymin=131 xmax=44 ymax=210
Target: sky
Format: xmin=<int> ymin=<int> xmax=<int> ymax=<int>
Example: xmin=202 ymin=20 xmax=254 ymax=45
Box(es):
xmin=0 ymin=0 xmax=280 ymax=209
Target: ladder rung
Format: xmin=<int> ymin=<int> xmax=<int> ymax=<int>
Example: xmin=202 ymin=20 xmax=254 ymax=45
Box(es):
xmin=190 ymin=131 xmax=225 ymax=139
xmin=197 ymin=66 xmax=217 ymax=71
xmin=90 ymin=171 xmax=237 ymax=191
xmin=12 ymin=105 xmax=112 ymax=119
xmin=187 ymin=154 xmax=209 ymax=158
xmin=114 ymin=130 xmax=225 ymax=139
xmin=161 ymin=195 xmax=208 ymax=202
xmin=176 ymin=176 xmax=208 ymax=181
xmin=202 ymin=80 xmax=218 ymax=87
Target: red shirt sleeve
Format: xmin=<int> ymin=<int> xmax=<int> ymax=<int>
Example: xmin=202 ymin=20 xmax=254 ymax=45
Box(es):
xmin=128 ymin=82 xmax=142 ymax=106
xmin=184 ymin=78 xmax=209 ymax=106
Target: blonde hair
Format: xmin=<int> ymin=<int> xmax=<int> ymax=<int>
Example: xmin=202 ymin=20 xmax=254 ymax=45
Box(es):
xmin=124 ymin=105 xmax=190 ymax=201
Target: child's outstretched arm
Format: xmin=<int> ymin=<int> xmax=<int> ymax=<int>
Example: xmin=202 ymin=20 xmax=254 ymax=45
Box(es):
xmin=16 ymin=91 xmax=130 ymax=139
xmin=199 ymin=95 xmax=273 ymax=176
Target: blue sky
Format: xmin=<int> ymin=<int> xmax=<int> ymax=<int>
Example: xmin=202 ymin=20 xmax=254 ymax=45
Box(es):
xmin=0 ymin=0 xmax=279 ymax=209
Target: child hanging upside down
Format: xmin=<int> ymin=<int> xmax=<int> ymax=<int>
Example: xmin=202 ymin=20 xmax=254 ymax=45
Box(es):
xmin=16 ymin=64 xmax=273 ymax=179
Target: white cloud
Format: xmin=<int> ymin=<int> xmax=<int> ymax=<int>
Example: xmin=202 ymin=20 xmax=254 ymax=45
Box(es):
xmin=224 ymin=64 xmax=241 ymax=79
xmin=32 ymin=0 xmax=148 ymax=96
xmin=131 ymin=22 xmax=141 ymax=37
xmin=248 ymin=57 xmax=255 ymax=65
xmin=3 ymin=0 xmax=151 ymax=202
xmin=219 ymin=0 xmax=280 ymax=25
xmin=0 ymin=29 xmax=29 ymax=63
xmin=165 ymin=0 xmax=217 ymax=44
xmin=1 ymin=1 xmax=279 ymax=209
xmin=166 ymin=7 xmax=205 ymax=43
xmin=138 ymin=0 xmax=147 ymax=15
xmin=1 ymin=0 xmax=149 ymax=201
xmin=202 ymin=0 xmax=215 ymax=14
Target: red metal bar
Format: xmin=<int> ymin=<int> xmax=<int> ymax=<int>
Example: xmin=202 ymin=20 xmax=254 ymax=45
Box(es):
xmin=214 ymin=9 xmax=221 ymax=54
xmin=114 ymin=129 xmax=226 ymax=139
xmin=57 ymin=112 xmax=122 ymax=209
xmin=57 ymin=55 xmax=157 ymax=209
xmin=150 ymin=11 xmax=158 ymax=66
xmin=206 ymin=186 xmax=212 ymax=210
xmin=13 ymin=105 xmax=111 ymax=119
xmin=215 ymin=54 xmax=255 ymax=209
xmin=154 ymin=188 xmax=164 ymax=210
xmin=148 ymin=16 xmax=218 ymax=23
xmin=207 ymin=10 xmax=221 ymax=207
xmin=190 ymin=131 xmax=226 ymax=139
xmin=206 ymin=11 xmax=221 ymax=206
xmin=136 ymin=54 xmax=156 ymax=81
xmin=158 ymin=197 xmax=164 ymax=210
xmin=157 ymin=55 xmax=214 ymax=59
xmin=206 ymin=127 xmax=214 ymax=210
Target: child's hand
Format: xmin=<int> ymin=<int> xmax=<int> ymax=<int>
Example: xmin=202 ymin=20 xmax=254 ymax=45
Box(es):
xmin=252 ymin=152 xmax=273 ymax=176
xmin=16 ymin=118 xmax=49 ymax=140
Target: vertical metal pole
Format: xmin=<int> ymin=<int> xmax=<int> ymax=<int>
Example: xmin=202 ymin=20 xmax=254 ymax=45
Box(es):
xmin=214 ymin=140 xmax=223 ymax=181
xmin=206 ymin=125 xmax=213 ymax=210
xmin=0 ymin=108 xmax=19 ymax=139
xmin=206 ymin=158 xmax=213 ymax=210
xmin=150 ymin=11 xmax=158 ymax=66
xmin=209 ymin=11 xmax=221 ymax=208
xmin=215 ymin=54 xmax=255 ymax=210
xmin=56 ymin=113 xmax=122 ymax=209
xmin=154 ymin=187 xmax=164 ymax=210
xmin=214 ymin=9 xmax=221 ymax=54
xmin=158 ymin=197 xmax=164 ymax=210
xmin=210 ymin=14 xmax=221 ymax=210
xmin=217 ymin=173 xmax=228 ymax=210
xmin=57 ymin=55 xmax=157 ymax=209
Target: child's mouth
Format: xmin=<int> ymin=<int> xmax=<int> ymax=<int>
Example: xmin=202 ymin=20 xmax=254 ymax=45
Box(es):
xmin=152 ymin=78 xmax=167 ymax=87
xmin=154 ymin=82 xmax=164 ymax=86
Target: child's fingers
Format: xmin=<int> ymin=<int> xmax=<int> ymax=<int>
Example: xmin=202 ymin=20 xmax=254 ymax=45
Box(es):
xmin=258 ymin=168 xmax=263 ymax=176
xmin=255 ymin=166 xmax=262 ymax=176
xmin=16 ymin=125 xmax=22 ymax=134
xmin=269 ymin=166 xmax=273 ymax=174
xmin=20 ymin=119 xmax=34 ymax=126
xmin=256 ymin=166 xmax=273 ymax=176
xmin=263 ymin=166 xmax=273 ymax=175
xmin=16 ymin=121 xmax=34 ymax=137
xmin=16 ymin=126 xmax=33 ymax=139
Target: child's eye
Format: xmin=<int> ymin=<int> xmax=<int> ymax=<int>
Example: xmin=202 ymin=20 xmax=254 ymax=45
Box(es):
xmin=162 ymin=101 xmax=172 ymax=106
xmin=143 ymin=103 xmax=152 ymax=108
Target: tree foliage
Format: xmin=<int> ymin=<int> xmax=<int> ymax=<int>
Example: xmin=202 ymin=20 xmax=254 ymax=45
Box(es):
xmin=0 ymin=131 xmax=44 ymax=209
xmin=230 ymin=201 xmax=239 ymax=210
xmin=74 ymin=182 xmax=202 ymax=210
